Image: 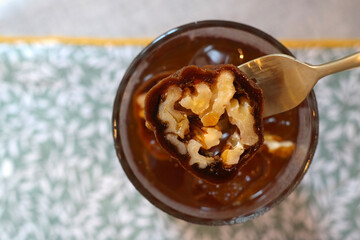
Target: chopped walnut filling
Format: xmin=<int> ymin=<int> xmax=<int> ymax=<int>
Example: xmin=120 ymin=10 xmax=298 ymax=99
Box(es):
xmin=166 ymin=134 xmax=187 ymax=155
xmin=143 ymin=64 xmax=263 ymax=184
xmin=201 ymin=127 xmax=223 ymax=149
xmin=221 ymin=131 xmax=245 ymax=165
xmin=148 ymin=66 xmax=262 ymax=170
xmin=200 ymin=70 xmax=236 ymax=127
xmin=187 ymin=139 xmax=214 ymax=168
xmin=226 ymin=98 xmax=258 ymax=146
xmin=179 ymin=83 xmax=212 ymax=115
xmin=158 ymin=86 xmax=189 ymax=139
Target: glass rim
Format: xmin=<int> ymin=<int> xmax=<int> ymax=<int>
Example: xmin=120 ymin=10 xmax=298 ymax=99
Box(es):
xmin=112 ymin=20 xmax=319 ymax=225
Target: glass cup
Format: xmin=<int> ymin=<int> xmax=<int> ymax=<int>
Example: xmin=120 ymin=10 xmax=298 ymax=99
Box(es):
xmin=112 ymin=20 xmax=319 ymax=225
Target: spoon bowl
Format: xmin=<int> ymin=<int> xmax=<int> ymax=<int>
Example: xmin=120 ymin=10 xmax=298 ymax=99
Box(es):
xmin=238 ymin=52 xmax=360 ymax=117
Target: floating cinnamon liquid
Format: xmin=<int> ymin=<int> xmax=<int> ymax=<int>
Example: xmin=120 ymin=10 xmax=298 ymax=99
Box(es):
xmin=126 ymin=36 xmax=299 ymax=212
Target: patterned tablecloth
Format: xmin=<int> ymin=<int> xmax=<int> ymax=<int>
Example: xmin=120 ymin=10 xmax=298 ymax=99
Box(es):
xmin=0 ymin=41 xmax=359 ymax=240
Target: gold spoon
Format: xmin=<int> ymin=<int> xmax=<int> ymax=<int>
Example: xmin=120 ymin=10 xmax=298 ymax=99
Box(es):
xmin=238 ymin=52 xmax=360 ymax=117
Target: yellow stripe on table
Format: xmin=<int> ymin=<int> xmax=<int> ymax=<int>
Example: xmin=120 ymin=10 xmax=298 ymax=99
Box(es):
xmin=0 ymin=36 xmax=153 ymax=46
xmin=0 ymin=36 xmax=360 ymax=48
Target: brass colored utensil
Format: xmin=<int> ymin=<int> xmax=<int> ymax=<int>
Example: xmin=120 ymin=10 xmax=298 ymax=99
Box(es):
xmin=238 ymin=52 xmax=360 ymax=117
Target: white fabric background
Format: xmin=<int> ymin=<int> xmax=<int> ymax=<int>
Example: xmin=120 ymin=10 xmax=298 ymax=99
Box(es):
xmin=0 ymin=0 xmax=359 ymax=39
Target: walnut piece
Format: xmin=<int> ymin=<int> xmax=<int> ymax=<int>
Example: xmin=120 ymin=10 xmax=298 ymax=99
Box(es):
xmin=202 ymin=127 xmax=223 ymax=149
xmin=200 ymin=70 xmax=236 ymax=127
xmin=226 ymin=98 xmax=258 ymax=146
xmin=187 ymin=139 xmax=214 ymax=168
xmin=158 ymin=86 xmax=189 ymax=139
xmin=221 ymin=131 xmax=245 ymax=165
xmin=166 ymin=134 xmax=187 ymax=155
xmin=179 ymin=83 xmax=212 ymax=115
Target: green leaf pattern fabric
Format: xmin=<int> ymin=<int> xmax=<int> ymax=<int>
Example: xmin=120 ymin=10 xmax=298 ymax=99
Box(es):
xmin=0 ymin=43 xmax=359 ymax=239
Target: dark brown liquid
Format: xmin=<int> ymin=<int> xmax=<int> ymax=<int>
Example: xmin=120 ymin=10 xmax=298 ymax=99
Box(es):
xmin=127 ymin=36 xmax=299 ymax=210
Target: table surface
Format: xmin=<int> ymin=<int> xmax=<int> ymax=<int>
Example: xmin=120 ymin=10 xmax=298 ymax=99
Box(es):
xmin=1 ymin=1 xmax=360 ymax=239
xmin=0 ymin=39 xmax=359 ymax=240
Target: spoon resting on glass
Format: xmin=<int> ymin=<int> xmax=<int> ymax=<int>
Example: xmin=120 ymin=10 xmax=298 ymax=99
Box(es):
xmin=238 ymin=52 xmax=360 ymax=118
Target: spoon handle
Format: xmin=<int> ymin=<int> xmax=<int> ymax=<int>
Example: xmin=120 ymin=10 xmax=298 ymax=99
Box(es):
xmin=314 ymin=52 xmax=360 ymax=79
